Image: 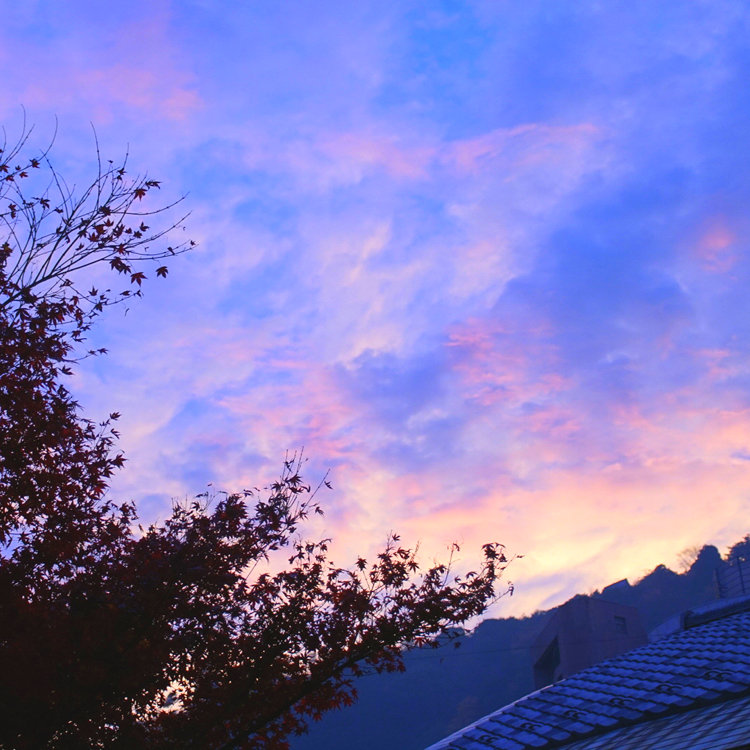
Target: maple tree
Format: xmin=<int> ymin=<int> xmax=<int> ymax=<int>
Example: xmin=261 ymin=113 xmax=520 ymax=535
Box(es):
xmin=0 ymin=128 xmax=510 ymax=749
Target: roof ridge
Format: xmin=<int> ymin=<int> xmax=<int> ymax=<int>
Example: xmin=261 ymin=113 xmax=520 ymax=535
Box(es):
xmin=681 ymin=593 xmax=750 ymax=629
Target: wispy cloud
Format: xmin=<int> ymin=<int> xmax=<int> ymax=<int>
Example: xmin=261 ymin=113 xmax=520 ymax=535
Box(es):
xmin=5 ymin=0 xmax=750 ymax=616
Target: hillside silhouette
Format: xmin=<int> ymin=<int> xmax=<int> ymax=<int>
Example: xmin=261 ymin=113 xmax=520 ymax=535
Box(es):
xmin=291 ymin=540 xmax=733 ymax=750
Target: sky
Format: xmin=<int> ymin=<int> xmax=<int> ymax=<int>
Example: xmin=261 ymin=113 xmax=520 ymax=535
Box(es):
xmin=3 ymin=0 xmax=750 ymax=618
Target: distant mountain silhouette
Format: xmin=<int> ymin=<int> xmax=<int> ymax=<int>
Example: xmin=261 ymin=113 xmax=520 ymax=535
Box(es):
xmin=591 ymin=544 xmax=722 ymax=630
xmin=290 ymin=539 xmax=734 ymax=750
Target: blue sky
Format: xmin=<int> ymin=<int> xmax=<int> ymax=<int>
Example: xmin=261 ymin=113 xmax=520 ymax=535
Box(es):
xmin=4 ymin=0 xmax=750 ymax=615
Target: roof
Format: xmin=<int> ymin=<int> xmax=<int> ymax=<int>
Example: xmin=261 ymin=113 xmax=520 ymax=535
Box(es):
xmin=426 ymin=596 xmax=750 ymax=750
xmin=560 ymin=694 xmax=750 ymax=749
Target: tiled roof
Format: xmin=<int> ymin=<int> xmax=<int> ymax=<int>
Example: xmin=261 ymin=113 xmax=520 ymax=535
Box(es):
xmin=561 ymin=693 xmax=750 ymax=750
xmin=426 ymin=599 xmax=750 ymax=750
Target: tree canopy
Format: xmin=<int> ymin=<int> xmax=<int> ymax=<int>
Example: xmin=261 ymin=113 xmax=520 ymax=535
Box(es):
xmin=0 ymin=128 xmax=509 ymax=749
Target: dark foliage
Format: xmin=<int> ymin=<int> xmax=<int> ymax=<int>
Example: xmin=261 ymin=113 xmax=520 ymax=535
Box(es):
xmin=0 ymin=129 xmax=509 ymax=749
xmin=726 ymin=534 xmax=750 ymax=564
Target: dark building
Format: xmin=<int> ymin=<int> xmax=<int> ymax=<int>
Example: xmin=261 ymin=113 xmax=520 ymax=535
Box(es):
xmin=530 ymin=595 xmax=647 ymax=689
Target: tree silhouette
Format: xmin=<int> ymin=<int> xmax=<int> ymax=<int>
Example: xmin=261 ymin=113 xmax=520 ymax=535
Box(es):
xmin=0 ymin=128 xmax=509 ymax=749
xmin=726 ymin=534 xmax=750 ymax=564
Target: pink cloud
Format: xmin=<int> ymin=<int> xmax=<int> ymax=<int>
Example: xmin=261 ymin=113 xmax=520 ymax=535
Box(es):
xmin=445 ymin=316 xmax=568 ymax=407
xmin=68 ymin=66 xmax=200 ymax=122
xmin=0 ymin=10 xmax=201 ymax=124
xmin=692 ymin=216 xmax=738 ymax=273
xmin=235 ymin=120 xmax=603 ymax=195
xmin=317 ymin=132 xmax=435 ymax=179
xmin=692 ymin=348 xmax=737 ymax=383
xmin=606 ymin=397 xmax=750 ymax=472
xmin=444 ymin=123 xmax=601 ymax=174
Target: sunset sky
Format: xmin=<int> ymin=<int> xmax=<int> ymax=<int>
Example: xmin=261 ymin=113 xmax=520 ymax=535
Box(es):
xmin=3 ymin=1 xmax=750 ymax=617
